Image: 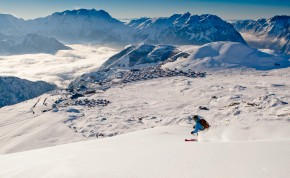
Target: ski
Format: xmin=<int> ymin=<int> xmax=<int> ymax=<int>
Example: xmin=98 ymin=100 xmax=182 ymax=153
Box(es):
xmin=185 ymin=138 xmax=198 ymax=142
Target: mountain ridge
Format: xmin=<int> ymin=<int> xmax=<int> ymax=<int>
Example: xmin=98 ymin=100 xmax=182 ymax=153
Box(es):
xmin=231 ymin=15 xmax=290 ymax=54
xmin=0 ymin=9 xmax=246 ymax=45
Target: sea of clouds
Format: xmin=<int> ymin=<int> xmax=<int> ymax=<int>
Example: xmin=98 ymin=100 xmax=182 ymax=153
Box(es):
xmin=0 ymin=44 xmax=118 ymax=88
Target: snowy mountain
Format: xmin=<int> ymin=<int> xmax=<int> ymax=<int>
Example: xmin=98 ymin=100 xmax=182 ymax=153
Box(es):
xmin=128 ymin=13 xmax=246 ymax=45
xmin=0 ymin=34 xmax=71 ymax=55
xmin=87 ymin=41 xmax=286 ymax=72
xmin=163 ymin=42 xmax=290 ymax=71
xmin=68 ymin=41 xmax=289 ymax=92
xmin=0 ymin=10 xmax=246 ymax=45
xmin=99 ymin=43 xmax=183 ymax=70
xmin=21 ymin=9 xmax=127 ymax=43
xmin=231 ymin=15 xmax=290 ymax=54
xmin=68 ymin=43 xmax=193 ymax=91
xmin=0 ymin=76 xmax=56 ymax=107
xmin=94 ymin=41 xmax=289 ymax=72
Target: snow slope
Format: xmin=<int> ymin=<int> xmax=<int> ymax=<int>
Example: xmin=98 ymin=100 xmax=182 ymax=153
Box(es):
xmin=0 ymin=34 xmax=71 ymax=55
xmin=163 ymin=42 xmax=290 ymax=71
xmin=0 ymin=125 xmax=289 ymax=178
xmin=99 ymin=43 xmax=182 ymax=70
xmin=231 ymin=16 xmax=290 ymax=54
xmin=0 ymin=70 xmax=289 ymax=154
xmin=0 ymin=76 xmax=56 ymax=107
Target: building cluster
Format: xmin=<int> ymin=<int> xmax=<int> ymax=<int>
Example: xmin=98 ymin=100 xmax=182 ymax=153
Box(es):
xmin=98 ymin=66 xmax=206 ymax=87
xmin=72 ymin=98 xmax=110 ymax=107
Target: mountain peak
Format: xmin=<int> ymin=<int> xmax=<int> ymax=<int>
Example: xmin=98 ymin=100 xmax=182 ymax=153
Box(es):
xmin=52 ymin=9 xmax=113 ymax=19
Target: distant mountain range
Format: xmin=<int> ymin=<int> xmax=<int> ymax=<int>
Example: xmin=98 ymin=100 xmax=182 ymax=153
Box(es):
xmin=1 ymin=9 xmax=289 ymax=54
xmin=0 ymin=9 xmax=245 ymax=45
xmin=0 ymin=76 xmax=56 ymax=108
xmin=231 ymin=15 xmax=290 ymax=54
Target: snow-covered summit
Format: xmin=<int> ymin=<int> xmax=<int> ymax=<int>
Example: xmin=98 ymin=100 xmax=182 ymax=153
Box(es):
xmin=0 ymin=76 xmax=56 ymax=108
xmin=51 ymin=9 xmax=121 ymax=23
xmin=129 ymin=13 xmax=246 ymax=45
xmin=20 ymin=9 xmax=126 ymax=42
xmin=0 ymin=34 xmax=71 ymax=55
xmin=231 ymin=15 xmax=290 ymax=54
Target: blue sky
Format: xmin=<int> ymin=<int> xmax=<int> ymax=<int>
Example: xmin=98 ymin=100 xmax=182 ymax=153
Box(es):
xmin=0 ymin=0 xmax=289 ymax=20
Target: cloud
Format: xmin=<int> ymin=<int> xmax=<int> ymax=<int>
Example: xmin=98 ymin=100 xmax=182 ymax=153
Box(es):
xmin=0 ymin=44 xmax=118 ymax=88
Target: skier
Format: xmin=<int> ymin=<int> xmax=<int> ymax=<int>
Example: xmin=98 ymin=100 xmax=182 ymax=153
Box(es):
xmin=191 ymin=115 xmax=210 ymax=136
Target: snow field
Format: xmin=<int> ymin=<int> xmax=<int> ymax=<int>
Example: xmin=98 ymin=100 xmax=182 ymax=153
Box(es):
xmin=0 ymin=70 xmax=289 ymax=154
xmin=0 ymin=125 xmax=289 ymax=178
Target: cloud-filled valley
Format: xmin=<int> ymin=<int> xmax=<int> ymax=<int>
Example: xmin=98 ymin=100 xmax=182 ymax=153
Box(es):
xmin=0 ymin=44 xmax=117 ymax=87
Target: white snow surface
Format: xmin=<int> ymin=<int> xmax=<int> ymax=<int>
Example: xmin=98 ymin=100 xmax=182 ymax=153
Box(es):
xmin=0 ymin=41 xmax=290 ymax=177
xmin=163 ymin=42 xmax=289 ymax=71
xmin=0 ymin=44 xmax=118 ymax=87
xmin=0 ymin=125 xmax=289 ymax=178
xmin=0 ymin=69 xmax=289 ymax=154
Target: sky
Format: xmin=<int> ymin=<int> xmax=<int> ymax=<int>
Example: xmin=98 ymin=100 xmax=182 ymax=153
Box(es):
xmin=0 ymin=0 xmax=289 ymax=20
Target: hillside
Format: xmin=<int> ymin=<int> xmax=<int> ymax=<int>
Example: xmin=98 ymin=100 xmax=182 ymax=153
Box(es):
xmin=163 ymin=42 xmax=289 ymax=71
xmin=0 ymin=76 xmax=56 ymax=107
